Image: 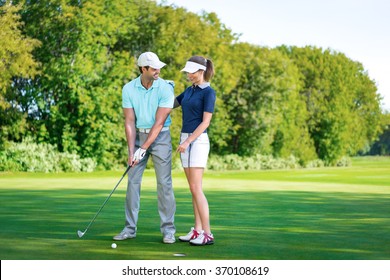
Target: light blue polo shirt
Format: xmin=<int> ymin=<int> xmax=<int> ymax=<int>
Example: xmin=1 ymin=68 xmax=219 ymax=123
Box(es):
xmin=122 ymin=76 xmax=174 ymax=128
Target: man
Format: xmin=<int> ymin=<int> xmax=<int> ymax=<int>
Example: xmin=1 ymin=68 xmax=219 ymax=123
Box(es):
xmin=114 ymin=52 xmax=176 ymax=244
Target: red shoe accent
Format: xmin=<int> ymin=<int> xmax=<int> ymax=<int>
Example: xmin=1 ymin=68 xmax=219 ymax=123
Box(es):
xmin=202 ymin=233 xmax=214 ymax=245
xmin=191 ymin=229 xmax=200 ymax=240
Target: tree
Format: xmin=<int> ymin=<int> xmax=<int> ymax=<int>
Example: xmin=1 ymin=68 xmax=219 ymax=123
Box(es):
xmin=222 ymin=44 xmax=316 ymax=163
xmin=367 ymin=113 xmax=390 ymax=155
xmin=1 ymin=0 xmax=385 ymax=170
xmin=13 ymin=0 xmax=152 ymax=168
xmin=151 ymin=6 xmax=238 ymax=152
xmin=280 ymin=46 xmax=383 ymax=164
xmin=0 ymin=1 xmax=40 ymax=148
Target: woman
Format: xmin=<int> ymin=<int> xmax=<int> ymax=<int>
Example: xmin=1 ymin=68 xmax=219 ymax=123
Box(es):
xmin=175 ymin=56 xmax=216 ymax=246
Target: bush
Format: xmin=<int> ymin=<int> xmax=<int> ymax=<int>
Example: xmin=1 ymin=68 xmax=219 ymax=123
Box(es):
xmin=305 ymin=159 xmax=325 ymax=168
xmin=0 ymin=138 xmax=96 ymax=172
xmin=336 ymin=156 xmax=352 ymax=167
xmin=207 ymin=154 xmax=301 ymax=171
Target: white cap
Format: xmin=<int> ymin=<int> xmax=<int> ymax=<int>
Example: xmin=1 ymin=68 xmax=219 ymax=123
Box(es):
xmin=181 ymin=61 xmax=206 ymax=73
xmin=137 ymin=52 xmax=166 ymax=69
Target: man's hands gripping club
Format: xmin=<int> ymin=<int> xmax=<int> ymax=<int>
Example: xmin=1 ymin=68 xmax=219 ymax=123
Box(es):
xmin=131 ymin=147 xmax=146 ymax=166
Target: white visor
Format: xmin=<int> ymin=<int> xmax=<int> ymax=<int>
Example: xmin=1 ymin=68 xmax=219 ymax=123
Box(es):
xmin=181 ymin=61 xmax=207 ymax=73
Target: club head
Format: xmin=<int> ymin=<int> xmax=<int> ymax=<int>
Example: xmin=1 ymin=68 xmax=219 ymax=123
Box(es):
xmin=77 ymin=230 xmax=85 ymax=238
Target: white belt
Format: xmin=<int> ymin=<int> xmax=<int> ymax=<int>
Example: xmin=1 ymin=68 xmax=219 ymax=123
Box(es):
xmin=138 ymin=127 xmax=169 ymax=133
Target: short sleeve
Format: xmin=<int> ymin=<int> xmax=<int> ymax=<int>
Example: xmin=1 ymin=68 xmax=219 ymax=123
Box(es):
xmin=122 ymin=84 xmax=133 ymax=108
xmin=203 ymin=88 xmax=216 ymax=113
xmin=159 ymin=81 xmax=174 ymax=108
xmin=176 ymin=92 xmax=184 ymax=105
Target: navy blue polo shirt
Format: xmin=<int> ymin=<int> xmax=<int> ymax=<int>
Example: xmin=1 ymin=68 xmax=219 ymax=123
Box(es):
xmin=176 ymin=83 xmax=216 ymax=133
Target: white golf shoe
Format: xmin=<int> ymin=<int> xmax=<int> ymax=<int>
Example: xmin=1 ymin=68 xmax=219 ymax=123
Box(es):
xmin=113 ymin=230 xmax=136 ymax=241
xmin=189 ymin=231 xmax=214 ymax=246
xmin=178 ymin=227 xmax=200 ymax=242
xmin=163 ymin=233 xmax=176 ymax=244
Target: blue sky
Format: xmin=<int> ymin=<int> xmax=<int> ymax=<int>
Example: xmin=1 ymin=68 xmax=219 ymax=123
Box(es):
xmin=160 ymin=0 xmax=390 ymax=111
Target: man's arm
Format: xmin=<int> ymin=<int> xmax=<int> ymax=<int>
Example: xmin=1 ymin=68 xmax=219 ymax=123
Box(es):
xmin=141 ymin=107 xmax=172 ymax=150
xmin=132 ymin=81 xmax=174 ymax=164
xmin=123 ymin=108 xmax=136 ymax=166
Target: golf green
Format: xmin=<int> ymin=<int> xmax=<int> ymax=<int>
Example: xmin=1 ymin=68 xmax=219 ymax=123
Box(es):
xmin=0 ymin=156 xmax=389 ymax=260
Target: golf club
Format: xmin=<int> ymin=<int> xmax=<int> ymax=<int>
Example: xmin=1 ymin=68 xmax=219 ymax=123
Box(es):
xmin=77 ymin=165 xmax=131 ymax=238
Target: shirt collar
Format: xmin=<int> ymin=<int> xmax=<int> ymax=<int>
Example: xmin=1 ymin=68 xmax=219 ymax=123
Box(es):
xmin=136 ymin=75 xmax=160 ymax=89
xmin=193 ymin=82 xmax=210 ymax=89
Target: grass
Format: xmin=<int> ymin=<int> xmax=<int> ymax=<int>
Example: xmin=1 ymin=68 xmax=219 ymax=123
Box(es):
xmin=0 ymin=156 xmax=389 ymax=260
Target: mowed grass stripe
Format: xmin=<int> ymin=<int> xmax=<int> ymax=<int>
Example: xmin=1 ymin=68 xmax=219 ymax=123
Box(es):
xmin=0 ymin=156 xmax=389 ymax=260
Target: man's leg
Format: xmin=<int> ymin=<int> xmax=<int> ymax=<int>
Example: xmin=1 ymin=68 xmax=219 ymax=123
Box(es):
xmin=123 ymin=155 xmax=148 ymax=234
xmin=114 ymin=133 xmax=148 ymax=240
xmin=150 ymin=131 xmax=176 ymax=237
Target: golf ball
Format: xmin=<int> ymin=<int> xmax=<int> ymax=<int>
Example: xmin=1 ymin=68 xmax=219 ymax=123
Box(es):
xmin=173 ymin=253 xmax=186 ymax=257
xmin=111 ymin=243 xmax=117 ymax=249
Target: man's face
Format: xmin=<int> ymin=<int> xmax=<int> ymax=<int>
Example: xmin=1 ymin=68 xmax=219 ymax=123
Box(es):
xmin=143 ymin=66 xmax=161 ymax=80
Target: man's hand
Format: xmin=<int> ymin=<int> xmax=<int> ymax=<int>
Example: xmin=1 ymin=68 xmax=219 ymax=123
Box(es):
xmin=133 ymin=148 xmax=146 ymax=164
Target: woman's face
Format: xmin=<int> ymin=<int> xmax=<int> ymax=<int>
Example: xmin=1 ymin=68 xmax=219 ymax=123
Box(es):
xmin=187 ymin=70 xmax=204 ymax=85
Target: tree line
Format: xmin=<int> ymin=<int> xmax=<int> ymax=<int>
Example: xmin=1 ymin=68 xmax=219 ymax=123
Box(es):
xmin=1 ymin=0 xmax=388 ymax=170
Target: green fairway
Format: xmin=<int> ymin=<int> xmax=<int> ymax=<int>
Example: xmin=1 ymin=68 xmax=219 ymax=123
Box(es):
xmin=0 ymin=157 xmax=389 ymax=260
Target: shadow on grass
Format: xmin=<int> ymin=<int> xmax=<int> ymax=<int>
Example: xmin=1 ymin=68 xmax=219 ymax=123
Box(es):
xmin=0 ymin=188 xmax=389 ymax=260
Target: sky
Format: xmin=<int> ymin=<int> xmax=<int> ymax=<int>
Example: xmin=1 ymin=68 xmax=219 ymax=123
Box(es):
xmin=160 ymin=0 xmax=390 ymax=111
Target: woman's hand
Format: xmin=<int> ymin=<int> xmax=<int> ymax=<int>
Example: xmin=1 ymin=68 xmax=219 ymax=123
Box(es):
xmin=177 ymin=139 xmax=190 ymax=153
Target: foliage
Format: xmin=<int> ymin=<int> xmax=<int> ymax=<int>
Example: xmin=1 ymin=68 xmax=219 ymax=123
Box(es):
xmin=0 ymin=137 xmax=96 ymax=172
xmin=279 ymin=46 xmax=384 ymax=164
xmin=0 ymin=0 xmax=386 ymax=171
xmin=0 ymin=1 xmax=40 ymax=148
xmin=207 ymin=153 xmax=350 ymax=171
xmin=223 ymin=44 xmax=317 ymax=165
xmin=13 ymin=0 xmax=138 ymax=169
xmin=152 ymin=7 xmax=238 ymax=149
xmin=208 ymin=154 xmax=300 ymax=171
xmin=367 ymin=112 xmax=390 ymax=155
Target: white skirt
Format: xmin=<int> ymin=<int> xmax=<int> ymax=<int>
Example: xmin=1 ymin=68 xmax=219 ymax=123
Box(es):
xmin=180 ymin=133 xmax=210 ymax=168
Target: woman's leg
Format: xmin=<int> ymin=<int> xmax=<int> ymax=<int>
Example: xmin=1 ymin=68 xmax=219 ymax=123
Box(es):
xmin=184 ymin=168 xmax=201 ymax=231
xmin=184 ymin=167 xmax=211 ymax=234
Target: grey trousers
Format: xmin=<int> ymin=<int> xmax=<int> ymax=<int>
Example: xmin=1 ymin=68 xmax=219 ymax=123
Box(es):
xmin=123 ymin=130 xmax=176 ymax=236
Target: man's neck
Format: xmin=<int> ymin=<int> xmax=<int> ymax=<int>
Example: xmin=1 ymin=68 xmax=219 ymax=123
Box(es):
xmin=141 ymin=75 xmax=154 ymax=90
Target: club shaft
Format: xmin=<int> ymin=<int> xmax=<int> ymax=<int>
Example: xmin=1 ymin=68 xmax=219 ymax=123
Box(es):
xmin=80 ymin=165 xmax=131 ymax=235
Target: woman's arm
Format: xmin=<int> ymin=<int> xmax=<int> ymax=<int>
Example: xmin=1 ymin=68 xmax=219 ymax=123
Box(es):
xmin=177 ymin=111 xmax=213 ymax=153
